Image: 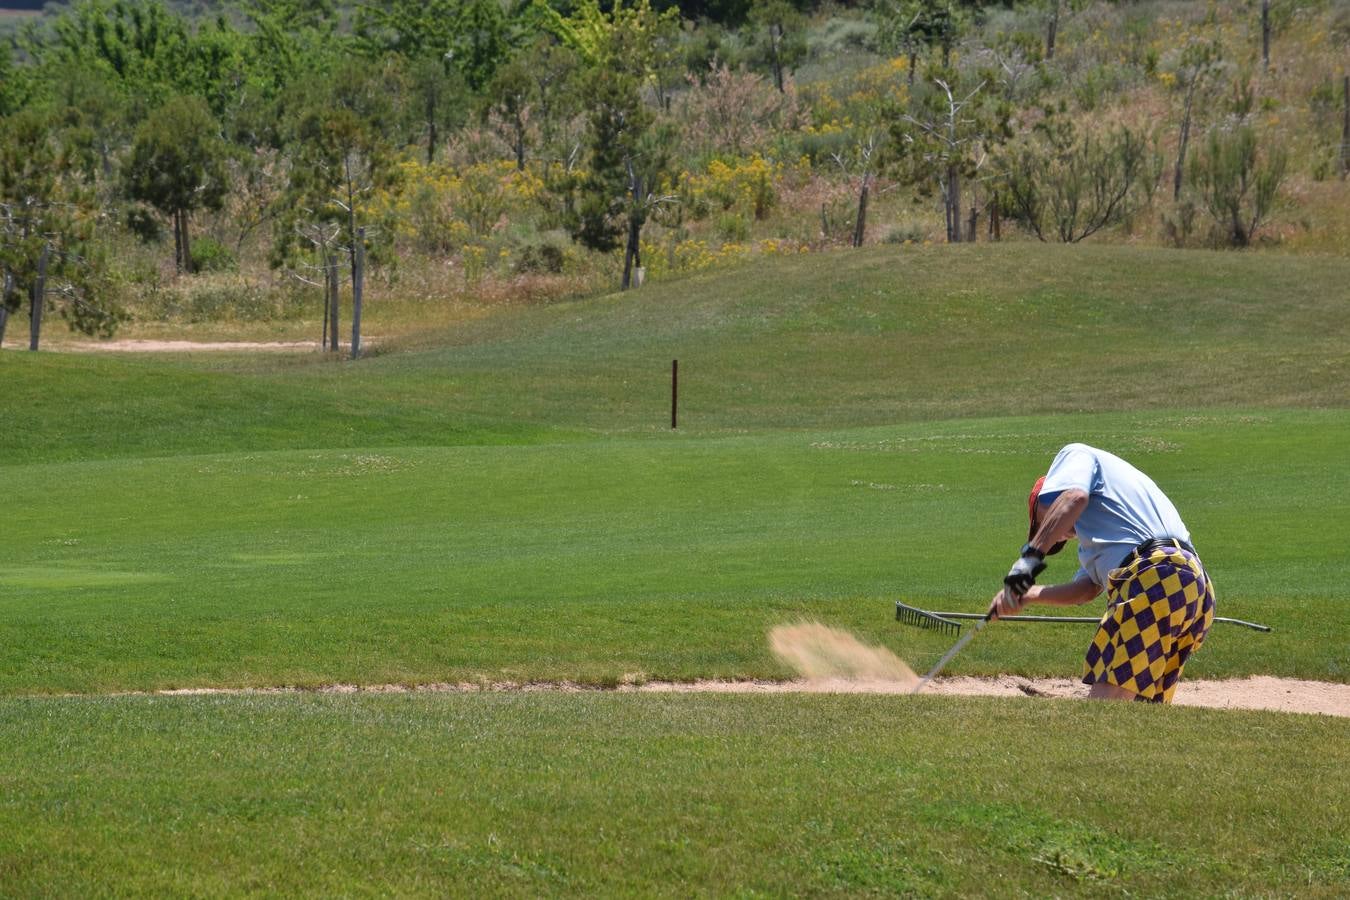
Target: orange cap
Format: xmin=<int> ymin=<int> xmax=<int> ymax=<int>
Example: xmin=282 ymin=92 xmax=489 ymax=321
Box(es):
xmin=1027 ymin=476 xmax=1046 ymax=540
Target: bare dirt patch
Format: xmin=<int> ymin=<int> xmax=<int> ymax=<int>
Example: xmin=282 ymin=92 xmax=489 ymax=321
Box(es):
xmin=61 ymin=339 xmax=325 ymax=353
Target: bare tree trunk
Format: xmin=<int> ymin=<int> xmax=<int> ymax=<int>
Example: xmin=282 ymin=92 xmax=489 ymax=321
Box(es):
xmin=172 ymin=209 xmax=184 ymax=275
xmin=321 ymin=255 xmax=330 ymax=349
xmin=1046 ymin=0 xmax=1060 ymax=61
xmin=1261 ymin=0 xmax=1271 ymax=70
xmin=622 ymin=213 xmax=641 ymax=289
xmin=179 ymin=209 xmax=193 ymax=275
xmin=426 ymin=86 xmax=438 ymax=165
xmin=328 ymin=251 xmax=340 ymax=352
xmin=29 ymin=243 xmax=49 ymax=352
xmin=770 ymin=23 xmax=785 ymax=93
xmin=967 ymin=204 xmax=977 ymax=242
xmin=1174 ymin=83 xmax=1197 ymax=201
xmin=1342 ymin=75 xmax=1349 ymax=179
xmin=623 ymin=167 xmax=644 ymax=290
xmin=351 ymin=227 xmax=365 ymax=360
xmin=947 ymin=167 xmax=962 ymax=243
xmin=852 ymin=173 xmax=871 ymax=248
xmin=0 ymin=270 xmax=11 ymax=347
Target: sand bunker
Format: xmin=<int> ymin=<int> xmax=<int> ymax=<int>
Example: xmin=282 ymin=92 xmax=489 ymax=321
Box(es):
xmin=68 ymin=621 xmax=1350 ymax=718
xmin=136 ymin=674 xmax=1350 ymax=716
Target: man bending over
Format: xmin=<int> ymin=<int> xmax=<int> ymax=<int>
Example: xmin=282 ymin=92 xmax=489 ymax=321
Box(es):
xmin=989 ymin=443 xmax=1216 ymax=703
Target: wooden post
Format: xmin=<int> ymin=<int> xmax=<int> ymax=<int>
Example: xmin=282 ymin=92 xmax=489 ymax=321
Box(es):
xmin=29 ymin=242 xmax=48 ymax=352
xmin=351 ymin=227 xmax=365 ymax=360
xmin=671 ymin=359 xmax=678 ymax=429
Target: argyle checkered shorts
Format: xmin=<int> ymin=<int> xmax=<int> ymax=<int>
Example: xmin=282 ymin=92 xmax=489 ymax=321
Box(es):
xmin=1082 ymin=544 xmax=1215 ymax=704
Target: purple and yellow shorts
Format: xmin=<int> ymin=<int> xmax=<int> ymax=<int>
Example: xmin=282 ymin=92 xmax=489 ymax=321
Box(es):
xmin=1082 ymin=544 xmax=1215 ymax=704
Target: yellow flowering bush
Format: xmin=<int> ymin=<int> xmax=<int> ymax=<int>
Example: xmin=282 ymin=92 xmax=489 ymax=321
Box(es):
xmin=684 ymin=155 xmax=784 ymax=221
xmin=638 ymin=236 xmax=809 ymax=279
xmin=370 ymin=158 xmax=546 ymax=253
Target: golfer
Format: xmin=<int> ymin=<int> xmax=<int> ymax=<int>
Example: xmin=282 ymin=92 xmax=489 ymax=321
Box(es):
xmin=988 ymin=443 xmax=1215 ymax=703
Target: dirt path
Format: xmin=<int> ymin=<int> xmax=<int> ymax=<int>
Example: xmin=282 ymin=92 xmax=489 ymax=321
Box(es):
xmin=133 ymin=675 xmax=1350 ymax=717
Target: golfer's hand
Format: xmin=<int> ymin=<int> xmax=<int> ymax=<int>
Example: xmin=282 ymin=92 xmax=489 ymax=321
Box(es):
xmin=987 ymin=587 xmax=1026 ymax=620
xmin=1003 ymin=549 xmax=1047 ymax=600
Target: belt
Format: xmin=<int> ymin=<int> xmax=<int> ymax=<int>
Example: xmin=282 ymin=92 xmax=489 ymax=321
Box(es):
xmin=1123 ymin=537 xmax=1196 ymax=567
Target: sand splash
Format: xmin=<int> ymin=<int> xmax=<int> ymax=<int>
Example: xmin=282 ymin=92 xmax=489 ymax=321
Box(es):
xmin=769 ymin=622 xmax=919 ymax=690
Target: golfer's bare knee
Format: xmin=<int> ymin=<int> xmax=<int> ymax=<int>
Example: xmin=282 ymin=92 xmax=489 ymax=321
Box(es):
xmin=1088 ymin=681 xmax=1137 ymax=701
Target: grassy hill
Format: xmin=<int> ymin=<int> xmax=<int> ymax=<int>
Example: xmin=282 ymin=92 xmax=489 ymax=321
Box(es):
xmin=7 ymin=244 xmax=1348 ymax=462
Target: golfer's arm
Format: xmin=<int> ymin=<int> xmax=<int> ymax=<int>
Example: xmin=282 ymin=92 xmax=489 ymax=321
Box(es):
xmin=1030 ymin=488 xmax=1089 ymax=553
xmin=1023 ymin=578 xmax=1101 ymax=607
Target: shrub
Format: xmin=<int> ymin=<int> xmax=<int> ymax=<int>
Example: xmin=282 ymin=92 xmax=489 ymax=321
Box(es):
xmin=1187 ymin=125 xmax=1286 ymax=247
xmin=685 ymin=155 xmax=782 ymax=222
xmin=796 ymin=129 xmax=855 ymax=167
xmin=136 ymin=277 xmax=278 ymax=323
xmin=715 ymin=212 xmax=750 ymax=242
xmin=1002 ymin=121 xmax=1161 ymax=243
xmin=190 ymin=236 xmax=237 ymax=273
xmin=883 ymin=222 xmax=927 ymax=244
xmin=513 ymin=231 xmax=570 ymax=274
xmin=125 ymin=204 xmax=165 ymax=244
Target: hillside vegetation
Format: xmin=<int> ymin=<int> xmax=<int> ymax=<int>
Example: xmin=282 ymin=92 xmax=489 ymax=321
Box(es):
xmin=0 ymin=0 xmax=1347 ymax=349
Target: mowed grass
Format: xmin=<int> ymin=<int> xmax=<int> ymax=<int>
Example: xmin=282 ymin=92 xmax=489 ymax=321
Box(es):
xmin=1 ymin=694 xmax=1347 ymax=896
xmin=1 ymin=410 xmax=1347 ymax=693
xmin=2 ymin=244 xmax=1348 ymax=895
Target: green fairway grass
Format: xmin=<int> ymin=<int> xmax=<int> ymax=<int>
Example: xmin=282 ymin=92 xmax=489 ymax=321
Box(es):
xmin=1 ymin=410 xmax=1347 ymax=693
xmin=2 ymin=244 xmax=1348 ymax=895
xmin=1 ymin=693 xmax=1346 ymax=896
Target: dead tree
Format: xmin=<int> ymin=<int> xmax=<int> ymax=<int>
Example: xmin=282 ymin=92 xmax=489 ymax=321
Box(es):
xmin=899 ymin=79 xmax=991 ymax=244
xmin=294 ymin=221 xmax=343 ymax=351
xmin=831 ymin=133 xmax=884 ymax=248
xmin=1173 ymin=43 xmax=1222 ymax=201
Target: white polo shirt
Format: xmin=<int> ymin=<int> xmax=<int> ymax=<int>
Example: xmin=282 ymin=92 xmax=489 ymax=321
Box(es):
xmin=1038 ymin=443 xmax=1191 ymax=588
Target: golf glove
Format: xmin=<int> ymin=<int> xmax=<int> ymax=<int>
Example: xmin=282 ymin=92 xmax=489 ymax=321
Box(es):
xmin=1003 ymin=544 xmax=1046 ymax=600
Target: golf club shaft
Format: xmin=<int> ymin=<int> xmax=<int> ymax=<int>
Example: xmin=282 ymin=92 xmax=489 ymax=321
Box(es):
xmin=912 ymin=616 xmax=988 ymax=694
